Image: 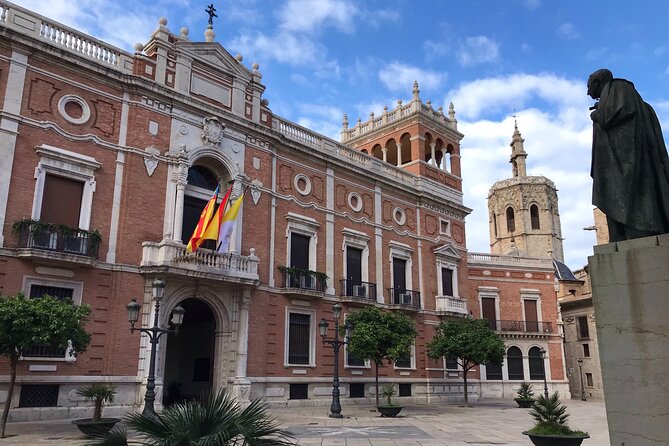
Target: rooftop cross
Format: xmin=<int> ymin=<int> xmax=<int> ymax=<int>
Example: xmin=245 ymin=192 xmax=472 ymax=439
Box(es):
xmin=205 ymin=4 xmax=217 ymax=25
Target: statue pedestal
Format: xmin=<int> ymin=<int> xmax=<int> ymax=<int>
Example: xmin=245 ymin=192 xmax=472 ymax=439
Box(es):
xmin=588 ymin=234 xmax=669 ymax=446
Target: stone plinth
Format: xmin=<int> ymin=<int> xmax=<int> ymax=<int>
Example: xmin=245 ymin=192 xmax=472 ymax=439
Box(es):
xmin=588 ymin=234 xmax=669 ymax=446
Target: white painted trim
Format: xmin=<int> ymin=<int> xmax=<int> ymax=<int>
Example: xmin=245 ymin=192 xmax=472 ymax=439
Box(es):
xmin=341 ymin=228 xmax=370 ymax=284
xmin=57 ymin=95 xmax=91 ymax=125
xmin=284 ymin=308 xmax=317 ymax=367
xmin=293 ymin=174 xmax=312 ymax=196
xmin=393 ymin=344 xmax=416 ymax=370
xmin=32 ymin=145 xmax=101 ymax=230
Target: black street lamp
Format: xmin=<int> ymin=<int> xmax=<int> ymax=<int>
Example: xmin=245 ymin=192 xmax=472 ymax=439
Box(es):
xmin=127 ymin=278 xmax=185 ymax=417
xmin=539 ymin=348 xmax=549 ymax=399
xmin=577 ymin=357 xmax=587 ymax=401
xmin=318 ymin=303 xmax=353 ymax=419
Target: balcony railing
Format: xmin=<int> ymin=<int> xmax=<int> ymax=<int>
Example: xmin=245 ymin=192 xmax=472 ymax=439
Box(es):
xmin=13 ymin=219 xmax=100 ymax=258
xmin=339 ymin=279 xmax=377 ymax=302
xmin=388 ymin=288 xmax=421 ymax=308
xmin=435 ymin=295 xmax=468 ymax=315
xmin=485 ymin=319 xmax=553 ymax=334
xmin=141 ymin=240 xmax=259 ymax=284
xmin=280 ymin=268 xmax=327 ymax=293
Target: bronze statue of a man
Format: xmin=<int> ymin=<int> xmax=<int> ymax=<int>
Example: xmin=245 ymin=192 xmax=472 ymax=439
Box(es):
xmin=588 ymin=68 xmax=669 ymax=242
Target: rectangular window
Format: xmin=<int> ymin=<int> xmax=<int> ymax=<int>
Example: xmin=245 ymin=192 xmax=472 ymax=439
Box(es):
xmin=524 ymin=299 xmax=539 ymax=332
xmin=23 ymin=285 xmax=75 ymax=358
xmin=577 ymin=316 xmax=590 ymax=339
xmin=585 ymin=373 xmax=593 ymax=387
xmin=481 ymin=297 xmax=497 ymax=330
xmin=19 ymin=384 xmax=59 ymax=407
xmin=398 ymin=383 xmax=412 ymax=397
xmin=395 ymin=352 xmax=411 ymax=369
xmin=349 ymin=383 xmax=365 ymax=398
xmin=289 ymin=384 xmax=309 ymax=400
xmin=484 ymin=361 xmax=503 ymax=380
xmin=441 ymin=268 xmax=454 ymax=296
xmin=41 ymin=174 xmax=83 ymax=227
xmin=583 ymin=343 xmax=590 ymax=357
xmin=445 ymin=357 xmax=459 ymax=370
xmin=287 ymin=313 xmax=311 ymax=365
xmin=346 ymin=350 xmax=365 ymax=367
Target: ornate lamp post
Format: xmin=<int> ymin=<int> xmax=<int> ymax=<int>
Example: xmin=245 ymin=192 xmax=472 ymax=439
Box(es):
xmin=127 ymin=278 xmax=185 ymax=417
xmin=318 ymin=303 xmax=353 ymax=419
xmin=577 ymin=357 xmax=587 ymax=401
xmin=539 ymin=348 xmax=549 ymax=399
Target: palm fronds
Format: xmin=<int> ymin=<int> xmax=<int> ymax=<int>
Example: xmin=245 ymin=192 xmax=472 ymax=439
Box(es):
xmin=529 ymin=392 xmax=569 ymax=427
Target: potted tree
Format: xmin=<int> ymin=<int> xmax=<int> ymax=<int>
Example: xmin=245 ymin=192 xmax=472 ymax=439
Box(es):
xmin=72 ymin=383 xmax=120 ymax=437
xmin=515 ymin=382 xmax=536 ymax=408
xmin=523 ymin=392 xmax=589 ymax=446
xmin=377 ymin=384 xmax=403 ymax=417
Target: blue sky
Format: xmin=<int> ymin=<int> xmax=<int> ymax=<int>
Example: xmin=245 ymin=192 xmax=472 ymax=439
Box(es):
xmin=16 ymin=0 xmax=669 ymax=268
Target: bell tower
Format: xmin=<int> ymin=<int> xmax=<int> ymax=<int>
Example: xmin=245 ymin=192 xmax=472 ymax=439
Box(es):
xmin=488 ymin=122 xmax=564 ymax=261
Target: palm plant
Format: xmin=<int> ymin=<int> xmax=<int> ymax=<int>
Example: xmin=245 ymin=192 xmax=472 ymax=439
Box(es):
xmin=516 ymin=382 xmax=534 ymax=400
xmin=381 ymin=384 xmax=396 ymax=406
xmin=89 ymin=389 xmax=294 ymax=446
xmin=77 ymin=384 xmax=117 ymax=422
xmin=527 ymin=392 xmax=587 ymax=437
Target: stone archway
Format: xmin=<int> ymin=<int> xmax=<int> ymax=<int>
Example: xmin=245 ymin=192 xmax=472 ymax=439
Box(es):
xmin=162 ymin=298 xmax=216 ymax=405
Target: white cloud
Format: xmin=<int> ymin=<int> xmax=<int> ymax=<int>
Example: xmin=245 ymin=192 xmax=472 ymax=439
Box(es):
xmin=423 ymin=40 xmax=450 ymax=60
xmin=298 ymin=103 xmax=344 ymax=122
xmin=457 ymin=36 xmax=500 ymax=66
xmin=378 ymin=62 xmax=445 ymax=92
xmin=278 ymin=0 xmax=358 ymax=33
xmin=521 ymin=0 xmax=541 ymax=10
xmin=228 ymin=31 xmax=323 ymax=66
xmin=556 ymin=22 xmax=580 ymax=40
xmin=447 ymin=73 xmax=589 ymax=120
xmin=363 ymin=8 xmax=401 ymax=29
xmin=454 ymin=74 xmax=599 ymax=267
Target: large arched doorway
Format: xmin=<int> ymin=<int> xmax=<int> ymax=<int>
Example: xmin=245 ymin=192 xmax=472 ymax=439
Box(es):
xmin=163 ymin=298 xmax=216 ymax=406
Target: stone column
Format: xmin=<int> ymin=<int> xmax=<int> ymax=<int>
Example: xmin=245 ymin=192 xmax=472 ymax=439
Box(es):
xmin=430 ymin=143 xmax=436 ymax=167
xmin=382 ymin=147 xmax=388 ymax=163
xmin=589 ymin=235 xmax=669 ymax=446
xmin=172 ymin=151 xmax=189 ymax=242
xmin=232 ymin=290 xmax=251 ymax=402
xmin=396 ymin=144 xmax=402 ymax=166
xmin=440 ymin=149 xmax=448 ymax=171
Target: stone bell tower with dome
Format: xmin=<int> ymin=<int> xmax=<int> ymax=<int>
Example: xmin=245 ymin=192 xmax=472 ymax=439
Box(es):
xmin=488 ymin=122 xmax=565 ymax=261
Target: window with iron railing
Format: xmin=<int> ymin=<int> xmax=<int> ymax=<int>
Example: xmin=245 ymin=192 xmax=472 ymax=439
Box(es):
xmin=507 ymin=346 xmax=524 ymax=380
xmin=528 ymin=346 xmax=545 ymax=380
xmin=22 ymin=285 xmax=74 ymax=359
xmin=287 ymin=312 xmax=311 ymax=365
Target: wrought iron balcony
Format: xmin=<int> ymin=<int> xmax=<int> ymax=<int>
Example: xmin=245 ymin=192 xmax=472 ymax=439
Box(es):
xmin=485 ymin=319 xmax=553 ymax=334
xmin=435 ymin=295 xmax=468 ymax=316
xmin=388 ymin=288 xmax=421 ymax=309
xmin=13 ymin=219 xmax=100 ymax=263
xmin=339 ymin=279 xmax=377 ymax=303
xmin=141 ymin=239 xmax=259 ymax=285
xmin=279 ymin=267 xmax=327 ymax=293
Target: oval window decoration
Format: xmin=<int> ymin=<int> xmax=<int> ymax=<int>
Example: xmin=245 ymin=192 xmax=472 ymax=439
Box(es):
xmin=57 ymin=95 xmax=91 ymax=125
xmin=348 ymin=192 xmax=363 ymax=212
xmin=293 ymin=174 xmax=312 ymax=196
xmin=393 ymin=207 xmax=406 ymax=226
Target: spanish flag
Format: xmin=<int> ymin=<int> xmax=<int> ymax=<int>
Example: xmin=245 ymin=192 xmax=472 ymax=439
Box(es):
xmin=217 ymin=194 xmax=244 ymax=253
xmin=198 ymin=184 xmax=233 ymax=245
xmin=186 ymin=185 xmax=219 ymax=253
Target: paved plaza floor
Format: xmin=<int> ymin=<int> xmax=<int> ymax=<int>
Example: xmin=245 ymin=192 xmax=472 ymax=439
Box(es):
xmin=0 ymin=399 xmax=610 ymax=445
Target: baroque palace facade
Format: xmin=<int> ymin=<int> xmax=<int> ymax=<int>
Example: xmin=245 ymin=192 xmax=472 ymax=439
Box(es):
xmin=0 ymin=2 xmax=567 ymax=419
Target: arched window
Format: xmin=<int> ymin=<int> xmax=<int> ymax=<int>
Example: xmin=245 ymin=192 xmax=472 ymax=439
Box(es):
xmin=187 ymin=165 xmax=218 ymax=190
xmin=530 ymin=204 xmax=540 ymax=230
xmin=493 ymin=214 xmax=498 ymax=237
xmin=484 ymin=360 xmax=503 ymax=380
xmin=506 ymin=207 xmax=515 ymax=233
xmin=507 ymin=346 xmax=524 ymax=380
xmin=528 ymin=347 xmax=545 ymax=380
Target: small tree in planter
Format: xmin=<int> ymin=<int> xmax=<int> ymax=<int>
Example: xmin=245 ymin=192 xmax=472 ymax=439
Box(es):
xmin=72 ymin=383 xmax=119 ymax=437
xmin=523 ymin=392 xmax=589 ymax=445
xmin=427 ymin=317 xmax=504 ymax=406
xmin=515 ymin=382 xmax=536 ymax=408
xmin=346 ymin=307 xmax=417 ymax=409
xmin=377 ymin=385 xmax=402 ymax=417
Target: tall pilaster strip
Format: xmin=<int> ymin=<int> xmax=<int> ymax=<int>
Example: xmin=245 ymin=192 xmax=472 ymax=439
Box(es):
xmin=269 ymin=151 xmax=277 ymax=287
xmin=0 ymin=51 xmax=28 ymax=247
xmin=374 ymin=184 xmax=383 ymax=302
xmin=325 ymin=167 xmax=335 ymax=295
xmin=105 ymin=93 xmax=130 ymax=263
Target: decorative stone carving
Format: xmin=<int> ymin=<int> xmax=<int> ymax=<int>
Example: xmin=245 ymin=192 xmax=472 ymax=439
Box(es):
xmin=201 ymin=116 xmax=224 ymax=146
xmin=250 ymin=179 xmax=263 ymax=205
xmin=144 ymin=146 xmax=161 ymax=176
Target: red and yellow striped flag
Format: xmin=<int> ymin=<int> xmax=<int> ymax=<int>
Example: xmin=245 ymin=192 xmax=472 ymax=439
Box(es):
xmin=186 ymin=184 xmax=219 ymax=253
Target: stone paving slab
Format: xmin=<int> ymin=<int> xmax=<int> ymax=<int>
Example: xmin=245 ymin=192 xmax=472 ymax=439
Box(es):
xmin=0 ymin=399 xmax=610 ymax=446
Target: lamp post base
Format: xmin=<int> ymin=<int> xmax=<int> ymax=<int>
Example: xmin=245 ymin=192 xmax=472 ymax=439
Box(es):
xmin=329 ymin=413 xmax=344 ymax=418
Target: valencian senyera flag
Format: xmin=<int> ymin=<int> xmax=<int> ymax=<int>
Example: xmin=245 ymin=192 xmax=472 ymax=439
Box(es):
xmin=197 ymin=183 xmax=234 ymax=249
xmin=217 ymin=193 xmax=245 ymax=253
xmin=185 ymin=184 xmax=219 ymax=253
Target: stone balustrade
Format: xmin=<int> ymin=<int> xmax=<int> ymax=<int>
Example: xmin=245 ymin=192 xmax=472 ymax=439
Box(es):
xmin=435 ymin=295 xmax=468 ymax=315
xmin=141 ymin=239 xmax=259 ymax=284
xmin=467 ymin=252 xmax=553 ymax=269
xmin=0 ymin=0 xmax=133 ymax=72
